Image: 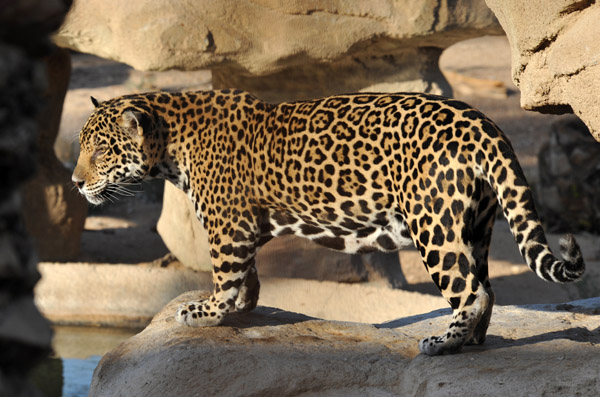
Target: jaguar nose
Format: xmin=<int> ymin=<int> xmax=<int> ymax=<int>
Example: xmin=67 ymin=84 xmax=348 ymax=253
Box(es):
xmin=72 ymin=175 xmax=85 ymax=189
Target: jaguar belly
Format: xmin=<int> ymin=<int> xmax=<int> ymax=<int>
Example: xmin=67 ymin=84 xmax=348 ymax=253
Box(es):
xmin=268 ymin=208 xmax=413 ymax=254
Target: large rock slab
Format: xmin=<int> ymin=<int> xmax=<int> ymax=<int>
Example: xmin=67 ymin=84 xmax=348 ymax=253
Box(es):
xmin=55 ymin=0 xmax=502 ymax=103
xmin=56 ymin=0 xmax=501 ymax=75
xmin=90 ymin=293 xmax=600 ymax=396
xmin=156 ymin=183 xmax=212 ymax=271
xmin=486 ymin=0 xmax=600 ymax=141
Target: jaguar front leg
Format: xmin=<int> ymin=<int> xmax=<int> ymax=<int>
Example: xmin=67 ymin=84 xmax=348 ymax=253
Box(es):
xmin=175 ymin=222 xmax=260 ymax=327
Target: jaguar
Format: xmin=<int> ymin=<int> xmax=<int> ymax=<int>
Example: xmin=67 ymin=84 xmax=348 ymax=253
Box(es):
xmin=72 ymin=89 xmax=585 ymax=355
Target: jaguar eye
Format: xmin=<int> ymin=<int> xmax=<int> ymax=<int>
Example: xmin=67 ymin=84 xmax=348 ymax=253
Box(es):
xmin=92 ymin=146 xmax=108 ymax=161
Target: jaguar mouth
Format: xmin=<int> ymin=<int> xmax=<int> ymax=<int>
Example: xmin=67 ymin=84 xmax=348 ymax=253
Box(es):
xmin=78 ymin=186 xmax=108 ymax=205
xmin=79 ymin=180 xmax=139 ymax=205
xmin=84 ymin=191 xmax=108 ymax=205
xmin=75 ymin=179 xmax=110 ymax=205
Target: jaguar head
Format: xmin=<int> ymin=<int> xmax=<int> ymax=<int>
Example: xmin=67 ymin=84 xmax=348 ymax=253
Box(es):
xmin=72 ymin=96 xmax=156 ymax=205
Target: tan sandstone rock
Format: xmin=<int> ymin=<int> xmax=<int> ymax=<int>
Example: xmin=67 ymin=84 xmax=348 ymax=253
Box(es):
xmin=55 ymin=0 xmax=501 ymax=78
xmin=486 ymin=0 xmax=600 ymax=141
xmin=89 ymin=293 xmax=600 ymax=396
xmin=156 ymin=182 xmax=212 ymax=271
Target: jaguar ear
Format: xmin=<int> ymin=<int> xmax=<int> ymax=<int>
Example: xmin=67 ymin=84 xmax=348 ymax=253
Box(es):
xmin=121 ymin=110 xmax=145 ymax=138
xmin=91 ymin=96 xmax=100 ymax=107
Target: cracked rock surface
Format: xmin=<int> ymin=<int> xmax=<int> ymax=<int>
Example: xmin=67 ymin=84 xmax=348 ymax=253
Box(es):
xmin=89 ymin=292 xmax=600 ymax=397
xmin=486 ymin=0 xmax=600 ymax=141
xmin=56 ymin=0 xmax=500 ymax=75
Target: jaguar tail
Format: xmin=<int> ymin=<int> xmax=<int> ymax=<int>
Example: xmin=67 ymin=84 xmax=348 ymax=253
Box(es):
xmin=479 ymin=121 xmax=585 ymax=283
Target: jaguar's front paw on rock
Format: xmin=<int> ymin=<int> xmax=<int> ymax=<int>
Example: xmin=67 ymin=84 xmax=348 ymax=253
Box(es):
xmin=175 ymin=300 xmax=223 ymax=327
xmin=419 ymin=336 xmax=462 ymax=356
xmin=419 ymin=335 xmax=464 ymax=356
xmin=419 ymin=336 xmax=442 ymax=356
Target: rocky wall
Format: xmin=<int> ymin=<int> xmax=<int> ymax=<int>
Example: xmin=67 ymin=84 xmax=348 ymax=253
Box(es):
xmin=486 ymin=0 xmax=600 ymax=141
xmin=0 ymin=0 xmax=69 ymax=395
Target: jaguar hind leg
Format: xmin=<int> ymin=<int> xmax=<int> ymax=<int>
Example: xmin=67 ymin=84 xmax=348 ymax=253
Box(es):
xmin=418 ymin=267 xmax=490 ymax=355
xmin=416 ymin=238 xmax=491 ymax=355
xmin=466 ymin=284 xmax=494 ymax=346
xmin=466 ymin=184 xmax=498 ymax=346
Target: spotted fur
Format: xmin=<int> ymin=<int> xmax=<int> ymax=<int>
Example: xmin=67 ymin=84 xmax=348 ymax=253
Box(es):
xmin=73 ymin=90 xmax=585 ymax=355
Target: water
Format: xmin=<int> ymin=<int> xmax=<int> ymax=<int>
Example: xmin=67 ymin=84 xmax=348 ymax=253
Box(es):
xmin=30 ymin=326 xmax=139 ymax=397
xmin=61 ymin=356 xmax=102 ymax=397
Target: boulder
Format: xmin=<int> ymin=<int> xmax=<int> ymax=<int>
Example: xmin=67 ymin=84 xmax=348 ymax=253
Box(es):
xmin=22 ymin=47 xmax=88 ymax=262
xmin=56 ymin=0 xmax=501 ymax=82
xmin=537 ymin=116 xmax=600 ymax=233
xmin=256 ymin=236 xmax=408 ymax=287
xmin=156 ymin=182 xmax=212 ymax=271
xmin=485 ymin=0 xmax=600 ymax=141
xmin=34 ymin=262 xmax=446 ymax=328
xmin=90 ymin=293 xmax=600 ymax=396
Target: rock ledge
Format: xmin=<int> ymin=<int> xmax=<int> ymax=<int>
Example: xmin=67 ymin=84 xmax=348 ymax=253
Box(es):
xmin=90 ymin=293 xmax=600 ymax=396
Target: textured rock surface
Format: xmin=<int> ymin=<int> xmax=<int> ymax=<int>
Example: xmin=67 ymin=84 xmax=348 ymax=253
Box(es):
xmin=537 ymin=116 xmax=600 ymax=233
xmin=34 ymin=262 xmax=446 ymax=328
xmin=0 ymin=0 xmax=68 ymax=395
xmin=90 ymin=293 xmax=600 ymax=397
xmin=55 ymin=0 xmax=503 ymax=102
xmin=56 ymin=0 xmax=501 ymax=76
xmin=257 ymin=236 xmax=408 ymax=287
xmin=22 ymin=47 xmax=88 ymax=261
xmin=486 ymin=0 xmax=600 ymax=141
xmin=156 ymin=182 xmax=212 ymax=271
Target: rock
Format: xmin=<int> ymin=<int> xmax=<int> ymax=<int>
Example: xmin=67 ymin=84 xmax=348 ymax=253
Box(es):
xmin=156 ymin=182 xmax=212 ymax=271
xmin=485 ymin=0 xmax=600 ymax=141
xmin=56 ymin=0 xmax=501 ymax=77
xmin=90 ymin=293 xmax=600 ymax=396
xmin=256 ymin=235 xmax=370 ymax=283
xmin=0 ymin=0 xmax=69 ymax=395
xmin=257 ymin=236 xmax=410 ymax=287
xmin=537 ymin=116 xmax=600 ymax=233
xmin=210 ymin=47 xmax=454 ymax=103
xmin=442 ymin=70 xmax=508 ymax=99
xmin=55 ymin=0 xmax=503 ymax=102
xmin=21 ymin=47 xmax=88 ymax=262
xmin=35 ymin=262 xmax=445 ymax=328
